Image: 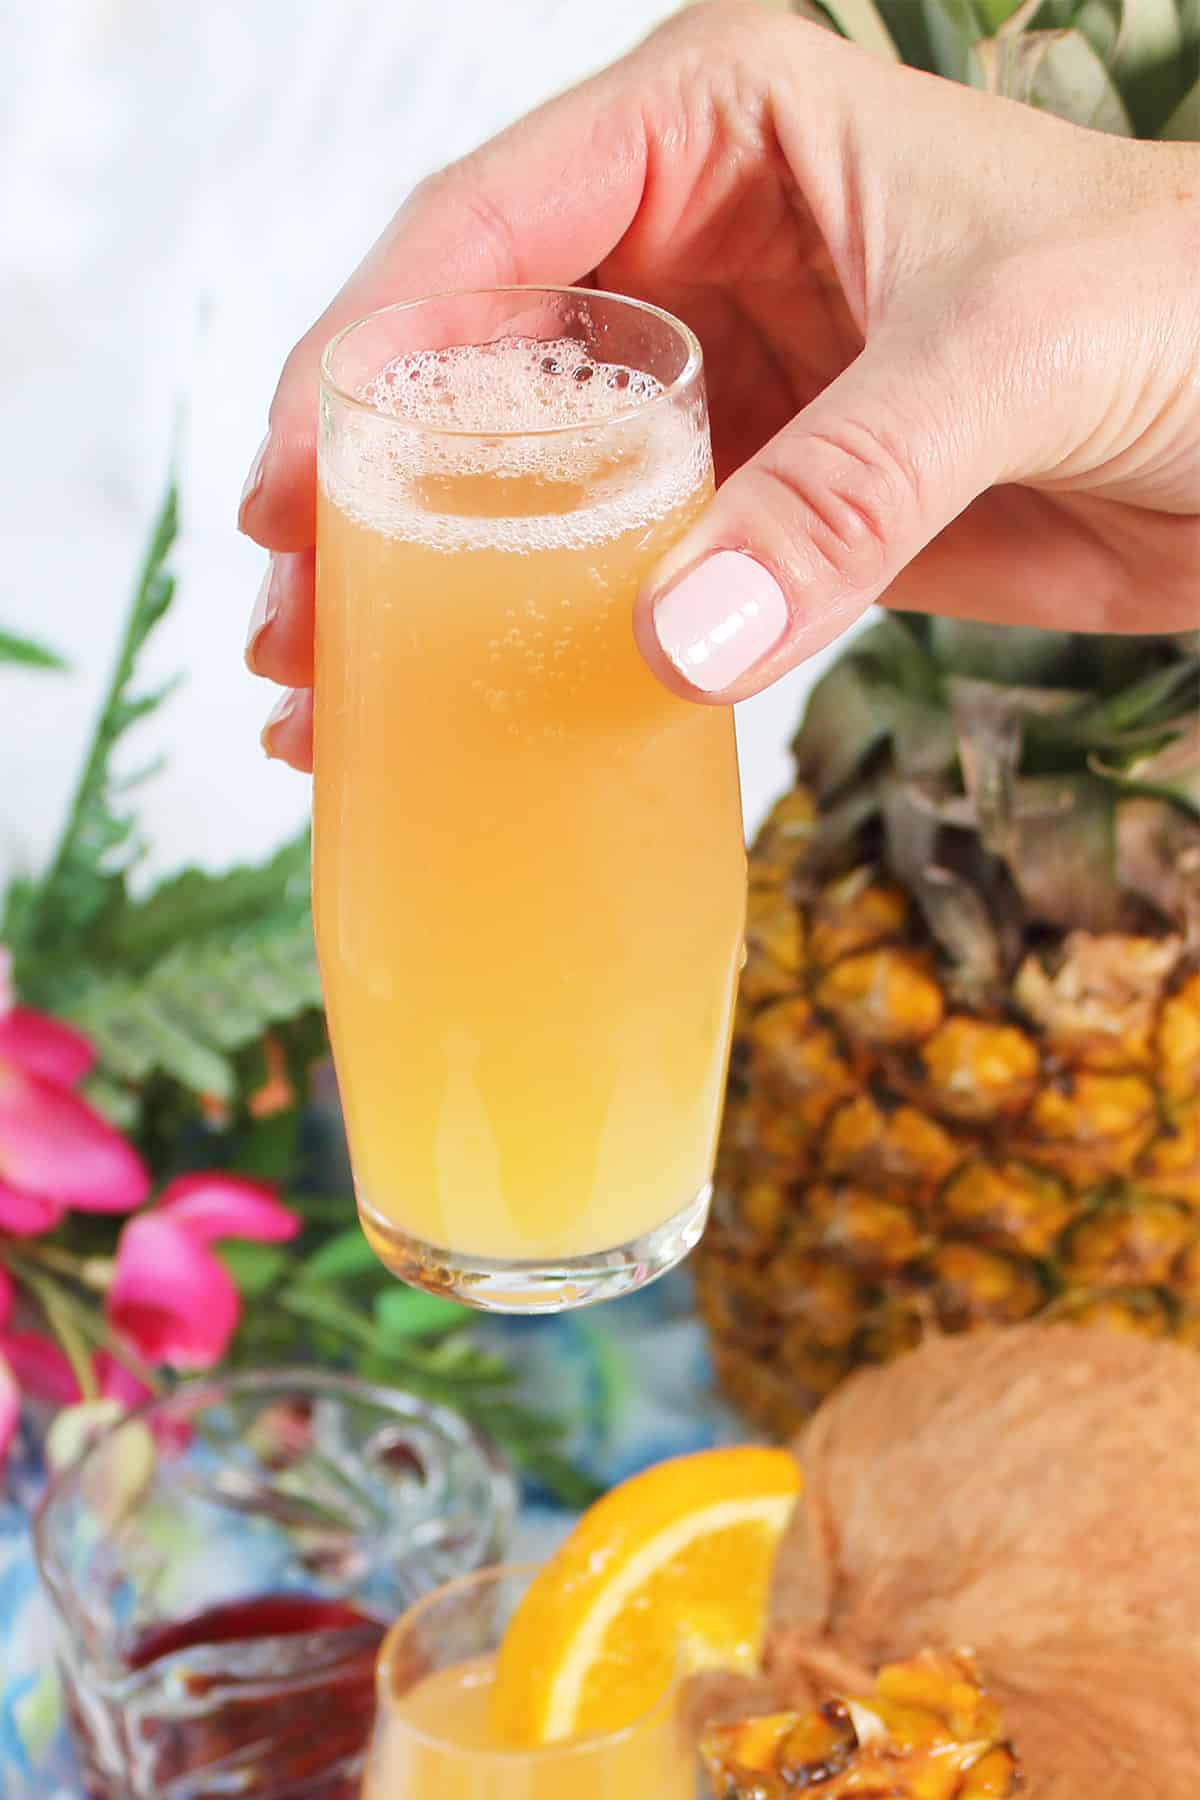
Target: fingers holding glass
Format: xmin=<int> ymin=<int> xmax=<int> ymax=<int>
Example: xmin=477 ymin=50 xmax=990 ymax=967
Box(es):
xmin=245 ymin=549 xmax=315 ymax=687
xmin=260 ymin=687 xmax=313 ymax=771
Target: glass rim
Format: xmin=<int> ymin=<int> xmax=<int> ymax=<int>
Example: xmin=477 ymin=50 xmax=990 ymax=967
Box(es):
xmin=31 ymin=1364 xmax=515 ymax=1623
xmin=319 ymin=285 xmax=704 ymax=441
xmin=375 ymin=1559 xmax=682 ymax=1759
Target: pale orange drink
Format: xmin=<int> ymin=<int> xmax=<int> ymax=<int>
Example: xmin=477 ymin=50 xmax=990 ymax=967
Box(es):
xmin=363 ymin=1655 xmax=693 ymax=1800
xmin=361 ymin=1565 xmax=695 ymax=1800
xmin=315 ymin=290 xmax=744 ymax=1309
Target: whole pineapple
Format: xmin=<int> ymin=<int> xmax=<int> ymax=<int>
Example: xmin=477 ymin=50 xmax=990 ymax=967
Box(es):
xmin=701 ymin=612 xmax=1200 ymax=1436
xmin=699 ymin=0 xmax=1200 ymax=1436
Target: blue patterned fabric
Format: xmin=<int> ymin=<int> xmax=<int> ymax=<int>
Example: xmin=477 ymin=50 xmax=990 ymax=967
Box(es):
xmin=0 ymin=1271 xmax=738 ymax=1796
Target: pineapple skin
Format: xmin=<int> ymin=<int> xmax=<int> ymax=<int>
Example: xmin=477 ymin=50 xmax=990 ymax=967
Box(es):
xmin=702 ymin=1651 xmax=1021 ymax=1799
xmin=698 ymin=787 xmax=1200 ymax=1439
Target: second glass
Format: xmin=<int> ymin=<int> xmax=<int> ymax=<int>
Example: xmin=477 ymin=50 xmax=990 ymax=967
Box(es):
xmin=362 ymin=1564 xmax=695 ymax=1800
xmin=315 ymin=288 xmax=746 ymax=1311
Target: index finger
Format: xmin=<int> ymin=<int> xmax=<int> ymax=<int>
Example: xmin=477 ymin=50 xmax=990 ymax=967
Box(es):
xmin=238 ymin=60 xmax=654 ymax=552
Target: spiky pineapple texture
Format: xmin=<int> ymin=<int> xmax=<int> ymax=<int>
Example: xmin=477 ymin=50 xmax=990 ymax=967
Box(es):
xmin=702 ymin=1651 xmax=1021 ymax=1798
xmin=699 ymin=623 xmax=1200 ymax=1437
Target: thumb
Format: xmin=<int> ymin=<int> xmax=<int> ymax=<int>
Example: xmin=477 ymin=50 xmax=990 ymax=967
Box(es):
xmin=636 ymin=319 xmax=1004 ymax=700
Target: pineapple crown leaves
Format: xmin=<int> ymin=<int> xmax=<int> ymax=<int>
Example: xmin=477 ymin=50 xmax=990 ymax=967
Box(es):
xmin=5 ymin=478 xmax=323 ymax=1121
xmin=785 ymin=0 xmax=1199 ymax=962
xmin=804 ymin=0 xmax=1200 ymax=138
xmin=793 ymin=615 xmax=1200 ymax=959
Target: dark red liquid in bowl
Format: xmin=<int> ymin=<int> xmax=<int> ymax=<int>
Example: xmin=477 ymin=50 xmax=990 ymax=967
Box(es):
xmin=71 ymin=1594 xmax=386 ymax=1799
xmin=126 ymin=1593 xmax=379 ymax=1666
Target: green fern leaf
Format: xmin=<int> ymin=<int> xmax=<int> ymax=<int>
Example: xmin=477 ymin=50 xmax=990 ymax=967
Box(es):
xmin=0 ymin=628 xmax=68 ymax=671
xmin=95 ymin=833 xmax=312 ymax=972
xmin=24 ymin=843 xmax=322 ymax=1111
xmin=17 ymin=483 xmax=179 ymax=956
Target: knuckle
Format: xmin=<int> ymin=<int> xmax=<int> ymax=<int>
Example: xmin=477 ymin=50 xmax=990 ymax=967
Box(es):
xmin=756 ymin=420 xmax=921 ymax=592
xmin=434 ymin=162 xmax=521 ymax=281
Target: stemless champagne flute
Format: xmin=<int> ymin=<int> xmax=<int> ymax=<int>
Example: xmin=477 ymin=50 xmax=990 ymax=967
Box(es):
xmin=315 ymin=288 xmax=745 ymax=1313
xmin=362 ymin=1564 xmax=695 ymax=1799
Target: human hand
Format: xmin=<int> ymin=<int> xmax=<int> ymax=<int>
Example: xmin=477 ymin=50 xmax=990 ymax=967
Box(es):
xmin=240 ymin=1 xmax=1200 ymax=770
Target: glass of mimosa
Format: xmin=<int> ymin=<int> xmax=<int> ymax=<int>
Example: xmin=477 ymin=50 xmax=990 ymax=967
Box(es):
xmin=315 ymin=288 xmax=745 ymax=1311
xmin=361 ymin=1563 xmax=695 ymax=1799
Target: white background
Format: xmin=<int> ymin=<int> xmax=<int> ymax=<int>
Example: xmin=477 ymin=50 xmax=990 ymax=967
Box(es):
xmin=0 ymin=0 xmax=834 ymax=895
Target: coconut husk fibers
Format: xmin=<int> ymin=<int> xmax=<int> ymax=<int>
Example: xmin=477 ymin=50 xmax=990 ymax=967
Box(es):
xmin=700 ymin=1326 xmax=1200 ymax=1792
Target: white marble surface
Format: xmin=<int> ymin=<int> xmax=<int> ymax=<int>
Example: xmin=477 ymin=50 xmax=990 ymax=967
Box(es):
xmin=1 ymin=0 xmax=832 ymax=893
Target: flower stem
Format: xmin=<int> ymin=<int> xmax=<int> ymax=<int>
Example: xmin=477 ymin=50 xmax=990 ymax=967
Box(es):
xmin=19 ymin=1240 xmax=113 ymax=1292
xmin=12 ymin=1264 xmax=99 ymax=1402
xmin=14 ymin=1241 xmax=88 ymax=1281
xmin=45 ymin=1284 xmax=162 ymax=1395
xmin=6 ymin=1256 xmax=162 ymax=1401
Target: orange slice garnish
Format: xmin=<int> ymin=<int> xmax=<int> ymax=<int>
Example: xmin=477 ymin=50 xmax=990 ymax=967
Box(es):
xmin=491 ymin=1446 xmax=802 ymax=1745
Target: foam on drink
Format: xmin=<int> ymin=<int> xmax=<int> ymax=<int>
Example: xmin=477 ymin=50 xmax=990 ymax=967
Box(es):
xmin=320 ymin=337 xmax=709 ymax=553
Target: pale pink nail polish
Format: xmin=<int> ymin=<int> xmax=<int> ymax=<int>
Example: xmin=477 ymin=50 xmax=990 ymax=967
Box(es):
xmin=652 ymin=551 xmax=790 ymax=692
xmin=245 ymin=562 xmax=279 ymax=671
xmin=238 ymin=432 xmax=271 ymax=524
xmin=261 ymin=687 xmax=298 ymax=756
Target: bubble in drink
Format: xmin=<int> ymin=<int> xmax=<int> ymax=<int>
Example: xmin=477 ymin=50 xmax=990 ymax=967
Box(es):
xmin=322 ymin=340 xmax=710 ymax=556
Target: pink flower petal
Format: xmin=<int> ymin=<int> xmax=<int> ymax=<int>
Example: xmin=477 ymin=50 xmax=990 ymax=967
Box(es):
xmin=107 ymin=1214 xmax=239 ymax=1370
xmin=157 ymin=1173 xmax=300 ymax=1245
xmin=0 ymin=1179 xmax=64 ymax=1237
xmin=0 ymin=1006 xmax=94 ymax=1087
xmin=0 ymin=1352 xmax=18 ymax=1467
xmin=0 ymin=1330 xmax=82 ymax=1405
xmin=95 ymin=1350 xmax=154 ymax=1410
xmin=0 ymin=1061 xmax=149 ymax=1212
xmin=0 ymin=1265 xmax=12 ymax=1330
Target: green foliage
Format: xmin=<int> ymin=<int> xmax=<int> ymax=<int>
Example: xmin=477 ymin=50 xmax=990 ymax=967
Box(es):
xmin=5 ymin=483 xmax=324 ymax=1127
xmin=0 ymin=628 xmax=67 ymax=671
xmin=96 ymin=833 xmax=314 ymax=972
xmin=13 ymin=484 xmax=180 ymax=958
xmin=23 ymin=841 xmax=322 ymax=1115
xmin=808 ymin=0 xmax=1200 ymax=137
xmin=223 ymin=1226 xmax=597 ymax=1503
xmin=300 ymin=1228 xmax=389 ymax=1285
xmin=374 ymin=1286 xmax=469 ymax=1341
xmin=216 ymin=1239 xmax=294 ymax=1296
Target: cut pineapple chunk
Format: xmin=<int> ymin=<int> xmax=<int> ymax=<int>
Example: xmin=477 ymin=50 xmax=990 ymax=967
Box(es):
xmin=701 ymin=1651 xmax=1020 ymax=1798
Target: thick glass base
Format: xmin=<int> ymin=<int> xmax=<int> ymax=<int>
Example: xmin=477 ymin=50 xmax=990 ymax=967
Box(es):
xmin=357 ymin=1184 xmax=711 ymax=1314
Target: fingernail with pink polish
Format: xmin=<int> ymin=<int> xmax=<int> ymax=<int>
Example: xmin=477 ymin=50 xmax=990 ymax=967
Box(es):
xmin=238 ymin=432 xmax=271 ymax=525
xmin=652 ymin=550 xmax=790 ymax=693
xmin=245 ymin=561 xmax=279 ymax=672
xmin=261 ymin=688 xmax=299 ymax=757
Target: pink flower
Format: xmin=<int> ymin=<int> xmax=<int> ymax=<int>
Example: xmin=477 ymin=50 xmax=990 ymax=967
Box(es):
xmin=93 ymin=1350 xmax=154 ymax=1410
xmin=0 ymin=1330 xmax=81 ymax=1406
xmin=0 ymin=981 xmax=149 ymax=1223
xmin=0 ymin=1005 xmax=93 ymax=1088
xmin=0 ymin=1181 xmax=63 ymax=1236
xmin=107 ymin=1174 xmax=299 ymax=1370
